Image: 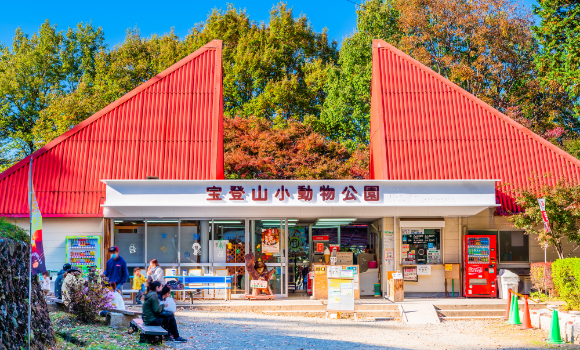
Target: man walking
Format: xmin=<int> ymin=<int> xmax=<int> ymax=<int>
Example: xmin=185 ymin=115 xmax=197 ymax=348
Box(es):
xmin=104 ymin=246 xmax=128 ymax=292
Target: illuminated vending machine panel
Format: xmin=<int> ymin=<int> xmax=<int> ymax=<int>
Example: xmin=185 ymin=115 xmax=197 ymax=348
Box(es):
xmin=464 ymin=235 xmax=497 ymax=298
xmin=66 ymin=236 xmax=101 ymax=270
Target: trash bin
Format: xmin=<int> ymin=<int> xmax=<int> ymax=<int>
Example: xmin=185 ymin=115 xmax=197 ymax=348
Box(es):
xmin=498 ymin=269 xmax=520 ymax=299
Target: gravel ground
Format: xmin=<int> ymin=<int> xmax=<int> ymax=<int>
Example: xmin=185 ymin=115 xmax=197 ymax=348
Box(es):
xmin=164 ymin=310 xmax=580 ymax=350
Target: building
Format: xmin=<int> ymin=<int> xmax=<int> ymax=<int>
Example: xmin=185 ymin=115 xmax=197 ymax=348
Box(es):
xmin=1 ymin=39 xmax=579 ymax=298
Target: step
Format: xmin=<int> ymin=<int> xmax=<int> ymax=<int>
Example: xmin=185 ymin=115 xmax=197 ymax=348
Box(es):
xmin=440 ymin=315 xmax=504 ymax=320
xmin=433 ymin=303 xmax=546 ymax=311
xmin=437 ymin=309 xmax=505 ymax=317
xmin=261 ymin=310 xmax=400 ymax=317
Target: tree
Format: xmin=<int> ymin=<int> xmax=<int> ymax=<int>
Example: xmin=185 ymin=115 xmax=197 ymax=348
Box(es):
xmin=533 ymin=0 xmax=580 ymax=111
xmin=185 ymin=4 xmax=338 ymax=124
xmin=31 ymin=4 xmax=338 ymax=154
xmin=509 ymin=176 xmax=580 ymax=259
xmin=0 ymin=21 xmax=105 ymax=171
xmin=319 ymin=0 xmax=579 ymax=147
xmin=317 ymin=0 xmax=400 ymax=148
xmin=224 ymin=115 xmax=368 ymax=179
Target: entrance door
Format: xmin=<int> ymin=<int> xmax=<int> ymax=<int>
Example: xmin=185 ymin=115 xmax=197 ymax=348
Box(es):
xmin=251 ymin=219 xmax=287 ymax=297
xmin=211 ymin=219 xmax=249 ymax=297
xmin=288 ymin=224 xmax=309 ymax=293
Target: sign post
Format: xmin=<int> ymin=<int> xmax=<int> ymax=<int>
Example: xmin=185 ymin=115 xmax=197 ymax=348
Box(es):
xmin=537 ymin=198 xmax=550 ymax=292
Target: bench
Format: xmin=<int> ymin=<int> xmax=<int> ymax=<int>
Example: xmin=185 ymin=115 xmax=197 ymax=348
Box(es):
xmin=130 ymin=318 xmax=167 ymax=345
xmin=164 ymin=275 xmax=233 ymax=302
xmin=48 ymin=298 xmax=66 ymax=312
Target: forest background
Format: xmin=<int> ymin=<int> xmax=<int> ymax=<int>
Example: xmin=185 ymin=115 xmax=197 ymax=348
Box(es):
xmin=1 ymin=0 xmax=578 ymax=180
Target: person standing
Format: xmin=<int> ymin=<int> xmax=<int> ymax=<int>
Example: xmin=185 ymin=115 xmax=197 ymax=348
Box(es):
xmin=146 ymin=259 xmax=165 ymax=284
xmin=132 ymin=267 xmax=147 ymax=305
xmin=54 ymin=263 xmax=71 ymax=299
xmin=104 ymin=246 xmax=128 ymax=293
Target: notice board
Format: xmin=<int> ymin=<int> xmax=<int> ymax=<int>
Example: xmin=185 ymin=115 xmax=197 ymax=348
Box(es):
xmin=327 ymin=278 xmax=355 ymax=311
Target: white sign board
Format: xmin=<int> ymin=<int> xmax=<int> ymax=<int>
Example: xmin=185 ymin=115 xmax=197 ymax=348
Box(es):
xmin=417 ymin=265 xmax=431 ymax=275
xmin=383 ymin=234 xmax=394 ymax=249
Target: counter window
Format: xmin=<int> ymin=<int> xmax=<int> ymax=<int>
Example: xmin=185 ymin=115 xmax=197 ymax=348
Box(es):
xmin=499 ymin=231 xmax=529 ymax=263
xmin=401 ymin=228 xmax=442 ymax=265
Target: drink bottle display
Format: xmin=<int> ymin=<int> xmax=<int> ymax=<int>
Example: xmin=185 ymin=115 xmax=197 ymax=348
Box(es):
xmin=66 ymin=236 xmax=101 ymax=268
xmin=464 ymin=234 xmax=497 ymax=298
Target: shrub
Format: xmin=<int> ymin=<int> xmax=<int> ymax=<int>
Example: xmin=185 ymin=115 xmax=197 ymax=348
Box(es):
xmin=0 ymin=216 xmax=29 ymax=242
xmin=64 ymin=270 xmax=112 ymax=323
xmin=552 ymin=258 xmax=580 ymax=310
xmin=530 ymin=262 xmax=555 ymax=295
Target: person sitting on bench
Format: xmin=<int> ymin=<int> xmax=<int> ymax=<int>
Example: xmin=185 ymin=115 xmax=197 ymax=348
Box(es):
xmin=142 ymin=281 xmax=187 ymax=343
xmin=158 ymin=286 xmax=176 ymax=317
xmin=100 ymin=281 xmax=125 ymax=317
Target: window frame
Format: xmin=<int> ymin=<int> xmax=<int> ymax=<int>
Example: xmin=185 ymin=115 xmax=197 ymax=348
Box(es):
xmin=399 ymin=227 xmax=444 ymax=265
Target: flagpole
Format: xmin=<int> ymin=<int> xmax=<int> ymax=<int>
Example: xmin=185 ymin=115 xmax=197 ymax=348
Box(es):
xmin=28 ymin=156 xmax=33 ymax=350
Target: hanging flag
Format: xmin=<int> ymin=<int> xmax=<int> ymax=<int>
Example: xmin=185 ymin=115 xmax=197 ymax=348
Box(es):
xmin=29 ymin=163 xmax=47 ymax=275
xmin=537 ymin=198 xmax=550 ymax=233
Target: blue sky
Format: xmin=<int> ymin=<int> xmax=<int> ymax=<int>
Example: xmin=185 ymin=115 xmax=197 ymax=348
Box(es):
xmin=1 ymin=0 xmax=538 ymax=49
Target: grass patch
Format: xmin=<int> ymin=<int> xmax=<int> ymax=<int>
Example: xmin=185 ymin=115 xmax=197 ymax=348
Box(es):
xmin=50 ymin=312 xmax=165 ymax=349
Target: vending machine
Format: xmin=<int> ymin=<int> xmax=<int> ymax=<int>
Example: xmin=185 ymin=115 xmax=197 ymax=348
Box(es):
xmin=463 ymin=235 xmax=497 ymax=298
xmin=66 ymin=236 xmax=101 ymax=270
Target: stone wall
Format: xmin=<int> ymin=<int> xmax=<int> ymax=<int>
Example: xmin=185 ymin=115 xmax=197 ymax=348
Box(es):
xmin=0 ymin=237 xmax=54 ymax=349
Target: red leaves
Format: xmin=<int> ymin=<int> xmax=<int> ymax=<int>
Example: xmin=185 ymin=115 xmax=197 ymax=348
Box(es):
xmin=224 ymin=115 xmax=368 ymax=179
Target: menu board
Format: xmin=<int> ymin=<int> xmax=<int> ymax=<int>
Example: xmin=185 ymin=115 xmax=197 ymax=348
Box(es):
xmin=401 ymin=229 xmax=442 ymax=265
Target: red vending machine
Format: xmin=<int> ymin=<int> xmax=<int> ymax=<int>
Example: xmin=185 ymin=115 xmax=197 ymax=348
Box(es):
xmin=463 ymin=235 xmax=497 ymax=298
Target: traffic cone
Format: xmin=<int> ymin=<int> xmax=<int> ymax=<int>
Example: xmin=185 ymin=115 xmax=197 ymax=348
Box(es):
xmin=506 ymin=294 xmax=515 ymax=324
xmin=519 ymin=295 xmax=533 ymax=330
xmin=546 ymin=309 xmax=564 ymax=344
xmin=508 ymin=295 xmax=521 ymax=325
xmin=503 ymin=289 xmax=512 ymax=320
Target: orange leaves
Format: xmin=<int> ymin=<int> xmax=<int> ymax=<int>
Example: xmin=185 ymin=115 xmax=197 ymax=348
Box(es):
xmin=223 ymin=115 xmax=369 ymax=180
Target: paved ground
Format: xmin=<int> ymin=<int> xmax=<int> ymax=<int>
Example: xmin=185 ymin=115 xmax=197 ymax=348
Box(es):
xmin=165 ymin=310 xmax=580 ymax=350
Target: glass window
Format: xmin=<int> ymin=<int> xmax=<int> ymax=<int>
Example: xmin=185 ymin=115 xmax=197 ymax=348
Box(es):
xmin=180 ymin=220 xmax=202 ymax=264
xmin=146 ymin=220 xmax=178 ymax=266
xmin=253 ymin=220 xmax=284 ymax=264
xmin=114 ymin=220 xmax=145 ymax=265
xmin=499 ymin=231 xmax=529 ymax=262
xmin=401 ymin=228 xmax=442 ymax=265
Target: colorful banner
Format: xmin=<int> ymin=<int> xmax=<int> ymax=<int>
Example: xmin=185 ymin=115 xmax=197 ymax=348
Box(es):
xmin=29 ymin=168 xmax=47 ymax=275
xmin=261 ymin=228 xmax=280 ymax=254
xmin=537 ymin=198 xmax=550 ymax=233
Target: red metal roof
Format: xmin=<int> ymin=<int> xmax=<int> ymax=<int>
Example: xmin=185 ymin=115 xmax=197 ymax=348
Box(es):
xmin=0 ymin=40 xmax=224 ymax=217
xmin=369 ymin=39 xmax=580 ymax=213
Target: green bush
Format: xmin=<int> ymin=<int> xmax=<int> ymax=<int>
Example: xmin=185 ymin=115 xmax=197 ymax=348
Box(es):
xmin=552 ymin=258 xmax=580 ymax=310
xmin=0 ymin=216 xmax=29 ymax=242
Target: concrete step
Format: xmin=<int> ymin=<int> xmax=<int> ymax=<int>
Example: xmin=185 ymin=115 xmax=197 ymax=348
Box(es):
xmin=261 ymin=310 xmax=400 ymax=317
xmin=441 ymin=316 xmax=504 ymax=320
xmin=186 ymin=303 xmax=400 ymax=312
xmin=437 ymin=309 xmax=504 ymax=317
xmin=433 ymin=303 xmax=546 ymax=310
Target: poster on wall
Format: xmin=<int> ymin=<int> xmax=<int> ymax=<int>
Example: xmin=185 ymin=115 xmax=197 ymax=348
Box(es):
xmin=403 ymin=267 xmax=418 ymax=281
xmin=289 ymin=226 xmax=307 ymax=253
xmin=383 ymin=234 xmax=394 ymax=249
xmin=262 ymin=228 xmax=280 ymax=253
xmin=417 ymin=265 xmax=431 ymax=275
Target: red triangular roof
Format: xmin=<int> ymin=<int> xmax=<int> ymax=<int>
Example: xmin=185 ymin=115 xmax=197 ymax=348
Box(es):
xmin=0 ymin=40 xmax=224 ymax=217
xmin=369 ymin=39 xmax=580 ymax=212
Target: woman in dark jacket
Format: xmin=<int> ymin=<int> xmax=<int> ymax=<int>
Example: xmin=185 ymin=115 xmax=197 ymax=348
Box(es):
xmin=142 ymin=281 xmax=187 ymax=343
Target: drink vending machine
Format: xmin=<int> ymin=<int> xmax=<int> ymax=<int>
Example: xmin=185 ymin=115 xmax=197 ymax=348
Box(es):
xmin=463 ymin=235 xmax=497 ymax=297
xmin=65 ymin=236 xmax=101 ymax=269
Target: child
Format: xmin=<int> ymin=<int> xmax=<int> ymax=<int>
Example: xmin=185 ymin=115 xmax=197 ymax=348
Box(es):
xmin=40 ymin=271 xmax=51 ymax=295
xmin=111 ymin=282 xmax=126 ymax=310
xmin=158 ymin=285 xmax=176 ymax=317
xmin=132 ymin=267 xmax=147 ymax=305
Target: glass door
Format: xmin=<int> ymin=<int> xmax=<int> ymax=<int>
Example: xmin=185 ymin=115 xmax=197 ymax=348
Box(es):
xmin=211 ymin=219 xmax=249 ymax=297
xmin=251 ymin=219 xmax=288 ymax=297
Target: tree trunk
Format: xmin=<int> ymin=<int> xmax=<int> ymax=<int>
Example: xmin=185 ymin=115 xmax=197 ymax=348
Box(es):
xmin=556 ymin=244 xmax=564 ymax=260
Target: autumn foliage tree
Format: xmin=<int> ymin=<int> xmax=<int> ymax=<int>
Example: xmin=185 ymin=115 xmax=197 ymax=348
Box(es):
xmin=319 ymin=0 xmax=578 ymax=146
xmin=224 ymin=115 xmax=368 ymax=179
xmin=509 ymin=176 xmax=580 ymax=259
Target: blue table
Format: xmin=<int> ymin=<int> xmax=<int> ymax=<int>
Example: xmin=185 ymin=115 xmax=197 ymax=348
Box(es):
xmin=164 ymin=276 xmax=233 ymax=301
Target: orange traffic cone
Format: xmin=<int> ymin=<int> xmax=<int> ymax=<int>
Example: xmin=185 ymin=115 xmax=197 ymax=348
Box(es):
xmin=503 ymin=289 xmax=512 ymax=320
xmin=520 ymin=295 xmax=533 ymax=330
